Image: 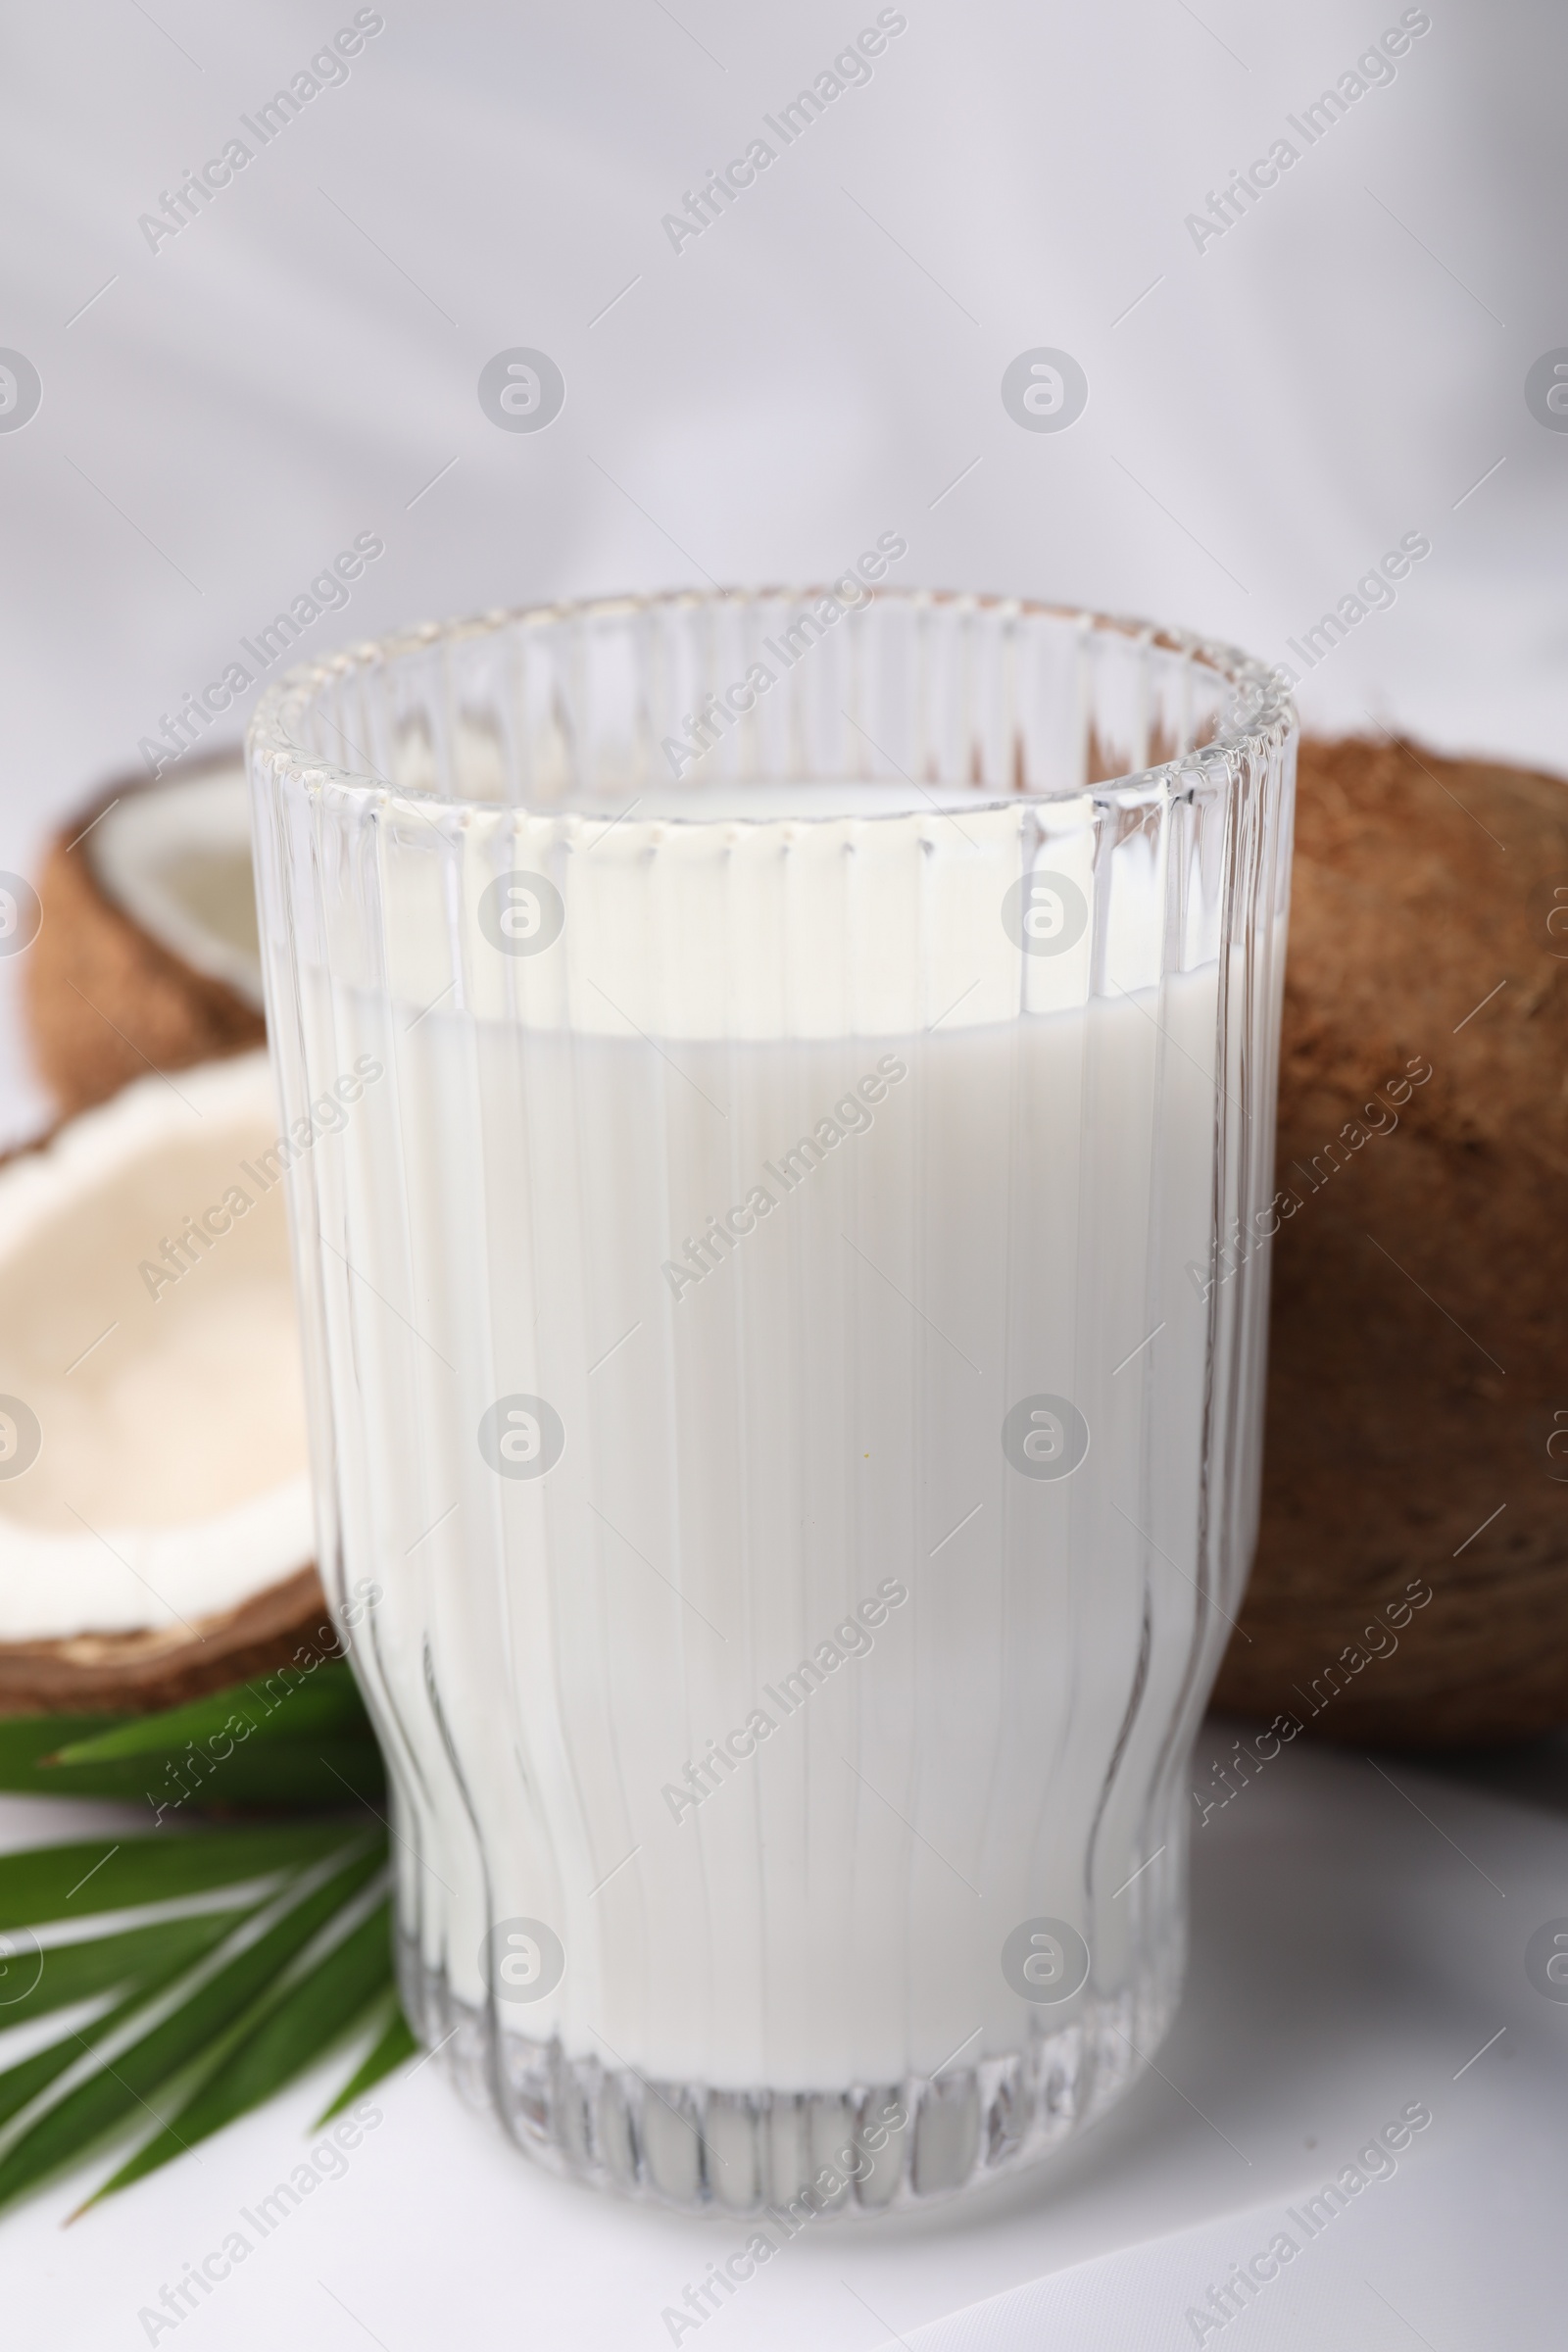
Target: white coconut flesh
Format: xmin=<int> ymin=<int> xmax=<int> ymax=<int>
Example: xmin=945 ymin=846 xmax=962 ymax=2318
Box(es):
xmin=90 ymin=763 xmax=265 ymax=1011
xmin=0 ymin=1052 xmax=314 ymax=1642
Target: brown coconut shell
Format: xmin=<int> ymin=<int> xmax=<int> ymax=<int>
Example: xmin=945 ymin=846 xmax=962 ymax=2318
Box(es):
xmin=25 ymin=758 xmax=265 ymax=1118
xmin=0 ymin=1115 xmax=329 ymax=1720
xmin=0 ymin=1567 xmax=338 ymax=1717
xmin=1216 ymin=734 xmax=1568 ymax=1748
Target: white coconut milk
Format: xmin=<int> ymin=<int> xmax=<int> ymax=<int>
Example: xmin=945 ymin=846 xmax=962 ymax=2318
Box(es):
xmin=297 ymin=939 xmax=1222 ymax=2093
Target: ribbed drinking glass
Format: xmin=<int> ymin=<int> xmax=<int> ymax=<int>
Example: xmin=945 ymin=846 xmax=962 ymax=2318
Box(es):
xmin=248 ymin=589 xmax=1296 ymax=2216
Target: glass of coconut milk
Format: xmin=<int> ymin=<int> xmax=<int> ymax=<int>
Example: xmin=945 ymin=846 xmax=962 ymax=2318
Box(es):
xmin=248 ymin=590 xmax=1296 ymax=2216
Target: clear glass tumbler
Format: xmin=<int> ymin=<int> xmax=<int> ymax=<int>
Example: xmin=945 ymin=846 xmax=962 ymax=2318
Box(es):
xmin=248 ymin=590 xmax=1296 ymax=2218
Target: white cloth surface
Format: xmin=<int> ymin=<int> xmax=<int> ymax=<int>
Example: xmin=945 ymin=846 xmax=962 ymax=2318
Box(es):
xmin=4 ymin=1731 xmax=1562 ymax=2348
xmin=0 ymin=0 xmax=1564 ymax=1143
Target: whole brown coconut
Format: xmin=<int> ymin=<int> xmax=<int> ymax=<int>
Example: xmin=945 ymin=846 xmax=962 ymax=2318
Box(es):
xmin=1216 ymin=734 xmax=1568 ymax=1748
xmin=26 ymin=755 xmax=265 ymax=1117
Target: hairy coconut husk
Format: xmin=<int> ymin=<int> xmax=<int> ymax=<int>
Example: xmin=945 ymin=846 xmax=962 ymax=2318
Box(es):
xmin=1217 ymin=734 xmax=1568 ymax=1747
xmin=25 ymin=758 xmax=265 ymax=1118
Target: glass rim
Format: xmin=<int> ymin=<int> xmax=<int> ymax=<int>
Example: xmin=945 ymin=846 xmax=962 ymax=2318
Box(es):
xmin=247 ymin=584 xmax=1298 ymax=823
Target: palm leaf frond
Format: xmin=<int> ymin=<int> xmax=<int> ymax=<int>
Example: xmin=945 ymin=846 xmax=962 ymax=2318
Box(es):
xmin=0 ymin=1662 xmax=419 ymax=2216
xmin=0 ymin=1838 xmax=386 ymax=2214
xmin=92 ymin=1898 xmax=396 ymax=2203
xmin=315 ymin=2001 xmax=418 ymax=2126
xmin=0 ymin=1820 xmax=366 ymax=1928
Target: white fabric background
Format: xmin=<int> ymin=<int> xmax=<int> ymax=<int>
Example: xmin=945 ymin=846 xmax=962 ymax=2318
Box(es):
xmin=0 ymin=1 xmax=1564 ymax=2337
xmin=2 ymin=0 xmax=1565 ymax=1132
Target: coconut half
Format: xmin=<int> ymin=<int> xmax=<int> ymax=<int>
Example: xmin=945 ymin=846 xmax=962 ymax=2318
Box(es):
xmin=26 ymin=754 xmax=267 ymax=1117
xmin=0 ymin=1051 xmax=332 ymax=1713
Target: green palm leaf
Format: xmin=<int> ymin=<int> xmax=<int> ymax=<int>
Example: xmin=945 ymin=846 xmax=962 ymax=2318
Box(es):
xmin=0 ymin=1663 xmax=422 ymax=2215
xmin=89 ymin=1899 xmax=396 ymax=2203
xmin=0 ymin=1665 xmax=386 ymax=1811
xmin=0 ymin=1820 xmax=364 ymax=1929
xmin=0 ymin=1837 xmax=385 ymax=2213
xmin=0 ymin=1907 xmax=256 ymax=2132
xmin=0 ymin=1713 xmax=118 ymax=1797
xmin=0 ymin=1984 xmax=171 ymax=2143
xmin=316 ymin=2000 xmax=418 ymax=2126
xmin=0 ymin=1907 xmax=254 ymax=2035
xmin=48 ymin=1662 xmax=371 ymax=1762
xmin=0 ymin=1663 xmax=387 ymax=1814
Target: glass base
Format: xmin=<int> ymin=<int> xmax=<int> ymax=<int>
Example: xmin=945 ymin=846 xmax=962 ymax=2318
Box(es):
xmin=400 ymin=1932 xmax=1182 ymax=2218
